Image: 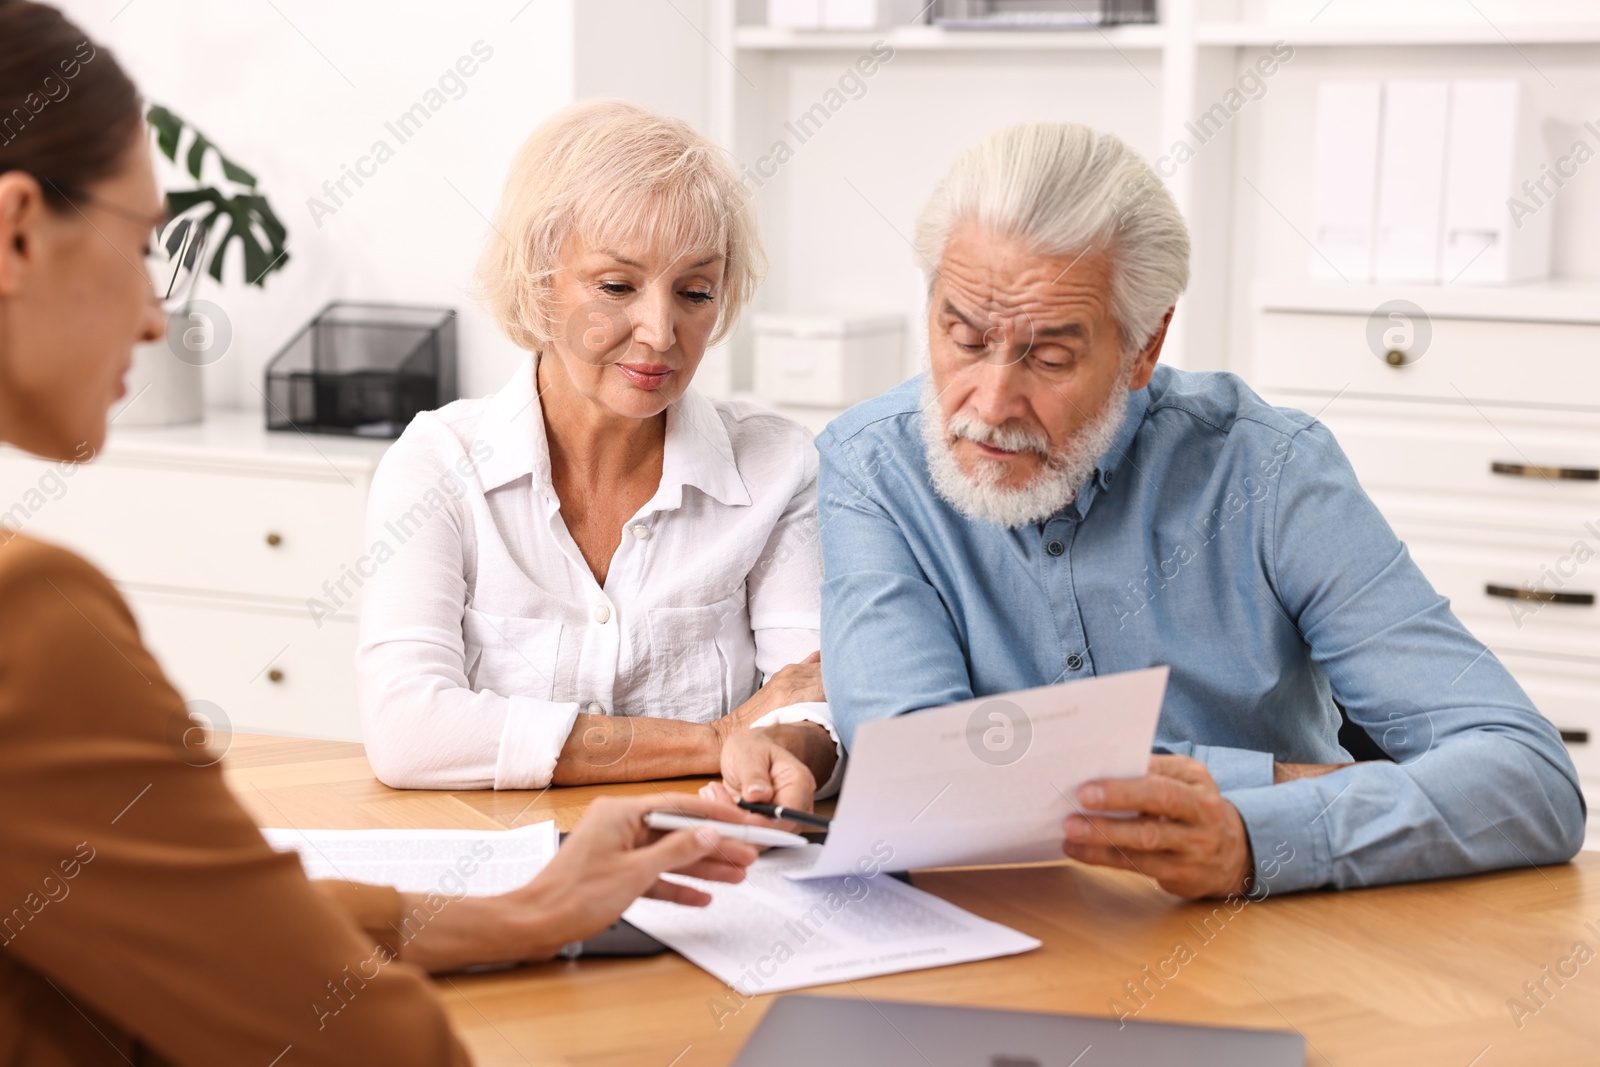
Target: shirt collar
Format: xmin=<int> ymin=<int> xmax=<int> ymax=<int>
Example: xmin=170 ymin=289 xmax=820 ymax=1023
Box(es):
xmin=472 ymin=356 xmax=545 ymax=493
xmin=658 ymin=384 xmax=752 ymax=509
xmin=471 ymin=355 xmax=751 ymax=508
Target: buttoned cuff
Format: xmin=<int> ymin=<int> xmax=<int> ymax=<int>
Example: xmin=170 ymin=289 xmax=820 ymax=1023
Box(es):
xmin=1191 ymin=744 xmax=1277 ymax=792
xmin=749 ymin=700 xmax=844 ymax=800
xmin=1224 ymin=776 xmax=1337 ymax=896
xmin=494 ymin=696 xmax=582 ymax=790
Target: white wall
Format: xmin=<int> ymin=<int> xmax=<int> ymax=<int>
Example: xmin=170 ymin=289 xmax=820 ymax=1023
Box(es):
xmin=734 ymin=46 xmax=1164 ymax=384
xmin=574 ymin=0 xmax=713 ymax=127
xmin=59 ymin=0 xmax=577 ymax=408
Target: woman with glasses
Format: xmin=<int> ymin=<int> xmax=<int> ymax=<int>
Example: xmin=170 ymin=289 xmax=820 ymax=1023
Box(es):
xmin=0 ymin=3 xmax=759 ymax=1063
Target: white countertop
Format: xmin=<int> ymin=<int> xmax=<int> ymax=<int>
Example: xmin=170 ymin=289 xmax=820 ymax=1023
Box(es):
xmin=98 ymin=408 xmax=394 ymax=481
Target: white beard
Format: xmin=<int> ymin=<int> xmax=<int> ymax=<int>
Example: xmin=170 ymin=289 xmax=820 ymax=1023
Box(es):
xmin=920 ymin=374 xmax=1131 ymax=529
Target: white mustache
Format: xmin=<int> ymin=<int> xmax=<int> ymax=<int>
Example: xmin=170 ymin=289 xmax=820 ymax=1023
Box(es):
xmin=945 ymin=410 xmax=1051 ymax=457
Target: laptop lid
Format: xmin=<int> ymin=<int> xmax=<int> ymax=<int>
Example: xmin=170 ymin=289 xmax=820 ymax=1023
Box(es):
xmin=732 ymin=995 xmax=1304 ymax=1066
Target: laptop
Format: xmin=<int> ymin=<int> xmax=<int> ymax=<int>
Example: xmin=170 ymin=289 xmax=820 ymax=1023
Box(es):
xmin=731 ymin=995 xmax=1304 ymax=1066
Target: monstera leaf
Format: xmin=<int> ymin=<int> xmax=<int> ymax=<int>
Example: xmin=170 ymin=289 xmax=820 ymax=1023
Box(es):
xmin=147 ymin=104 xmax=289 ymax=288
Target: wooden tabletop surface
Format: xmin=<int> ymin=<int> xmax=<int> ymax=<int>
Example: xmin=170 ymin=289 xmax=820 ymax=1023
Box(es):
xmin=222 ymin=733 xmax=1600 ymax=1066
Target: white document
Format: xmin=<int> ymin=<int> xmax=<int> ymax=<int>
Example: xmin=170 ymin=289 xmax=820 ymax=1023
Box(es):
xmin=623 ymin=846 xmax=1040 ymax=996
xmin=791 ymin=666 xmax=1169 ymax=879
xmin=261 ymin=822 xmax=557 ymax=897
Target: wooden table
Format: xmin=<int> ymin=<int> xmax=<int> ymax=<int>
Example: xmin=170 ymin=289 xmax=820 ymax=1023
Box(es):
xmin=223 ymin=733 xmax=1600 ymax=1066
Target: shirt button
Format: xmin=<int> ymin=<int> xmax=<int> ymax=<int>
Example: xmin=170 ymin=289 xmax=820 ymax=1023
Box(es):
xmin=1046 ymin=540 xmax=1065 ymax=557
xmin=593 ymin=604 xmax=611 ymax=624
xmin=586 ymin=701 xmax=605 ymax=715
xmin=1065 ymin=653 xmax=1084 ymax=671
xmin=630 ymin=524 xmax=650 ymax=540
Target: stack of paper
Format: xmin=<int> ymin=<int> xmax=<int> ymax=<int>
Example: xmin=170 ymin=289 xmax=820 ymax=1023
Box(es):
xmin=263 ymin=820 xmax=1039 ymax=992
xmin=624 ymin=846 xmax=1040 ymax=995
xmin=260 ymin=822 xmax=558 ymax=896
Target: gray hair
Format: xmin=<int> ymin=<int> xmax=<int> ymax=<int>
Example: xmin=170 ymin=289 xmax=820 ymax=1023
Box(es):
xmin=913 ymin=122 xmax=1190 ymax=356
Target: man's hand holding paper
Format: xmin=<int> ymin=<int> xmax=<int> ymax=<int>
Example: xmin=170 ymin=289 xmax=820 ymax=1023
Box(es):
xmin=787 ymin=667 xmax=1170 ymax=880
xmin=1066 ymin=754 xmax=1255 ymax=899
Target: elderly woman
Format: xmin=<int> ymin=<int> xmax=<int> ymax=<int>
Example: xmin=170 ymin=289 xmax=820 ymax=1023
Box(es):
xmin=357 ymin=100 xmax=839 ymax=805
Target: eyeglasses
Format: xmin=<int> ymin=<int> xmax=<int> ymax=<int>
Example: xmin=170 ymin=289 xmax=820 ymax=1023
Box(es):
xmin=148 ymin=216 xmax=208 ymax=310
xmin=43 ymin=179 xmax=208 ymax=310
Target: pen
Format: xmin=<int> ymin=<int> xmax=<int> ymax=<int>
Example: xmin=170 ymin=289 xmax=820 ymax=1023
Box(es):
xmin=643 ymin=811 xmax=809 ymax=848
xmin=735 ymin=798 xmax=831 ymax=831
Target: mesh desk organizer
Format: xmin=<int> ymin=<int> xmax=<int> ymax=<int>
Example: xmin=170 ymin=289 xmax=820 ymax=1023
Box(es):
xmin=264 ymin=302 xmax=457 ymax=438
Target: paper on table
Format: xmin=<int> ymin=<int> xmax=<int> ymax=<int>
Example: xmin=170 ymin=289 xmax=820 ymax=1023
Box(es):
xmin=622 ymin=846 xmax=1039 ymax=996
xmin=791 ymin=666 xmax=1169 ymax=879
xmin=260 ymin=822 xmax=557 ymax=897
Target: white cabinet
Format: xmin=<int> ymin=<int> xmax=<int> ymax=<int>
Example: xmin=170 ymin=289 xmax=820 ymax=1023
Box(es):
xmin=0 ymin=411 xmax=390 ymax=742
xmin=1252 ymin=284 xmax=1600 ymax=842
xmin=127 ymin=591 xmax=363 ymax=741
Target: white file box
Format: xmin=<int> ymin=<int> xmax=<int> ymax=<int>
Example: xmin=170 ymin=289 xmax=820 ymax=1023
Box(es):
xmin=1311 ymin=81 xmax=1383 ymax=282
xmin=1441 ymin=79 xmax=1551 ymax=284
xmin=754 ymin=312 xmax=904 ymax=408
xmin=1374 ymin=80 xmax=1451 ymax=282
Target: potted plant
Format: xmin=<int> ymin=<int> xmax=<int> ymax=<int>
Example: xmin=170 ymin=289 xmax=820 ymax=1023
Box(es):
xmin=112 ymin=104 xmax=290 ymax=426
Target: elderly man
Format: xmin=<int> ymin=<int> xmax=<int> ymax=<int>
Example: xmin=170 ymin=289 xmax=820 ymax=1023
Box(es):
xmin=736 ymin=121 xmax=1584 ymax=899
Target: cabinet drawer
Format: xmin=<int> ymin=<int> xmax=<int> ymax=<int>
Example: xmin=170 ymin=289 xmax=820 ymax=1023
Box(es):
xmin=1497 ymin=653 xmax=1600 ymax=781
xmin=1255 ymin=312 xmax=1600 ymax=409
xmin=125 ymin=589 xmax=361 ymax=742
xmin=0 ymin=454 xmax=369 ymax=611
xmin=1401 ymin=533 xmax=1600 ymax=641
xmin=1270 ymin=397 xmax=1600 ymax=510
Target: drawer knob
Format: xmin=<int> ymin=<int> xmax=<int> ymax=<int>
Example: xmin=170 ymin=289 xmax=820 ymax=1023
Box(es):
xmin=265 ymin=532 xmax=283 ymax=547
xmin=1383 ymin=349 xmax=1407 ymax=367
xmin=1485 ymin=583 xmax=1596 ymax=607
xmin=1490 ymin=461 xmax=1600 ymax=482
xmin=1560 ymin=729 xmax=1590 ymax=745
xmin=267 ymin=668 xmax=285 ymax=683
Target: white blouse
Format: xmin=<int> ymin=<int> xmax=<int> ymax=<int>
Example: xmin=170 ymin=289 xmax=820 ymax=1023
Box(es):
xmin=356 ymin=356 xmax=838 ymax=792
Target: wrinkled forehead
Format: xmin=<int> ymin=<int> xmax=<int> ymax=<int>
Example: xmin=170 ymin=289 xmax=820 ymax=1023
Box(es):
xmin=934 ymin=228 xmax=1113 ymax=315
xmin=935 ymin=228 xmax=1116 ymax=334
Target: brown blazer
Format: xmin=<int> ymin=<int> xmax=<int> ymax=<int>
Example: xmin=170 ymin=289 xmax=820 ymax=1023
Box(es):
xmin=0 ymin=533 xmax=472 ymax=1066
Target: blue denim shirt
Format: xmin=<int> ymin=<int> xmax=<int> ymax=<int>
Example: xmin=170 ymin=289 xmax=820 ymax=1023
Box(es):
xmin=816 ymin=365 xmax=1585 ymax=893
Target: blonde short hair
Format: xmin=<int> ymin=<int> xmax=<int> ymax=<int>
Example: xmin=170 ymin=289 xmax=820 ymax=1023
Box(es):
xmin=478 ymin=98 xmax=764 ymax=352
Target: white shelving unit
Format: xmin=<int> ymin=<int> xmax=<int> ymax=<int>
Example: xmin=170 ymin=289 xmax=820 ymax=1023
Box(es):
xmin=687 ymin=0 xmax=1600 ymax=409
xmin=733 ymin=23 xmax=1169 ymax=50
xmin=1195 ymin=22 xmax=1600 ymax=46
xmin=1254 ymin=280 xmax=1600 ymax=324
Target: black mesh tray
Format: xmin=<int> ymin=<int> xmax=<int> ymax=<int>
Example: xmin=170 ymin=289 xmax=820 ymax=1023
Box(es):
xmin=264 ymin=301 xmax=457 ymax=439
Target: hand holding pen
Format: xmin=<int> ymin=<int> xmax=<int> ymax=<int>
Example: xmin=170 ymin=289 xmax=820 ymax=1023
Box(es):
xmin=735 ymin=797 xmax=830 ymax=831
